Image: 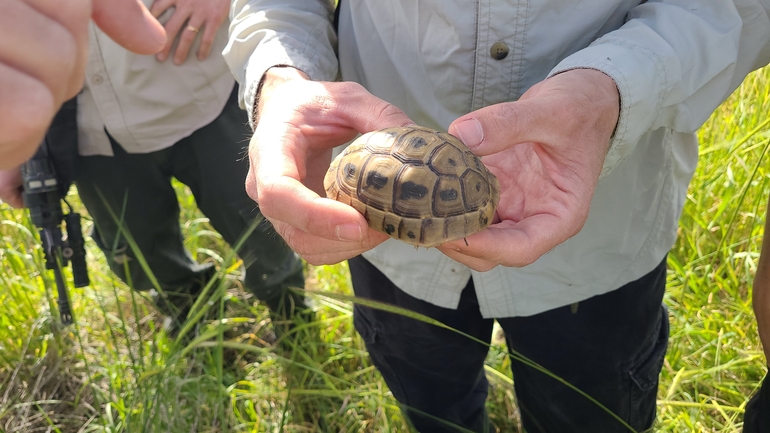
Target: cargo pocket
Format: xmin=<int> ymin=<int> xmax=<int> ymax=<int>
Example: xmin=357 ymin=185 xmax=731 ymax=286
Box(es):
xmin=352 ymin=305 xmax=411 ymax=404
xmin=90 ymin=225 xmax=133 ymax=269
xmin=628 ymin=304 xmax=669 ymax=429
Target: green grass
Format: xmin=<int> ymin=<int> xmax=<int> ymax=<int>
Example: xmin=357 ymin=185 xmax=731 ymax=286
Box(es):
xmin=1 ymin=66 xmax=769 ymax=432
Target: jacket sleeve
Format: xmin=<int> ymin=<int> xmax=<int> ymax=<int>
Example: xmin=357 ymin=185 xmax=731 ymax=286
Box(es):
xmin=548 ymin=0 xmax=770 ymax=176
xmin=222 ymin=0 xmax=339 ymax=127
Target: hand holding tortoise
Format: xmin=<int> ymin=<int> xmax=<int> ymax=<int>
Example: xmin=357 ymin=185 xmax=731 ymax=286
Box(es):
xmin=245 ymin=67 xmax=412 ymax=265
xmin=438 ymin=69 xmax=620 ymax=271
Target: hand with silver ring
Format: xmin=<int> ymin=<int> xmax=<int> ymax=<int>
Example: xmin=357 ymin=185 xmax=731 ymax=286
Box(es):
xmin=150 ymin=0 xmax=229 ymax=64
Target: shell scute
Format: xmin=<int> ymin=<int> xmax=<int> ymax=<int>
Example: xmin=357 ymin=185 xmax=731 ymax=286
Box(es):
xmin=428 ymin=143 xmax=466 ymax=176
xmin=393 ymin=165 xmax=435 ymax=218
xmin=357 ymin=155 xmax=398 ymax=210
xmin=433 ymin=177 xmax=465 ymax=217
xmin=392 ymin=129 xmax=445 ymax=163
xmin=460 ymin=169 xmax=491 ymax=210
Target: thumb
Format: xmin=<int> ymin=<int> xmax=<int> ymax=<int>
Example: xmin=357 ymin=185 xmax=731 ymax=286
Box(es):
xmin=448 ymin=99 xmax=557 ymax=156
xmin=92 ymin=0 xmax=166 ymax=55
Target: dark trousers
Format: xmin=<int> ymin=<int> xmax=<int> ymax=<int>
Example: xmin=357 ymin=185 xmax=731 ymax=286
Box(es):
xmin=350 ymin=255 xmax=669 ymax=433
xmin=74 ymin=88 xmax=303 ymax=316
xmin=744 ymin=374 xmax=770 ymax=432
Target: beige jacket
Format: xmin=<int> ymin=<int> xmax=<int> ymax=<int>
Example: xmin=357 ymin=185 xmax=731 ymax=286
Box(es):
xmin=78 ymin=0 xmax=235 ymax=156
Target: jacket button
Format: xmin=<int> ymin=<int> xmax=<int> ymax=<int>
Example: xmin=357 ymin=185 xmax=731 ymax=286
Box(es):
xmin=490 ymin=41 xmax=509 ymax=60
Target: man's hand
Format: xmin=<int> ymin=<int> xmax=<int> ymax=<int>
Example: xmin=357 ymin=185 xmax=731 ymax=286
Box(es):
xmin=0 ymin=0 xmax=165 ymax=170
xmin=438 ymin=69 xmax=620 ymax=271
xmin=247 ymin=67 xmax=414 ymax=265
xmin=0 ymin=168 xmax=23 ymax=208
xmin=150 ymin=0 xmax=229 ymax=64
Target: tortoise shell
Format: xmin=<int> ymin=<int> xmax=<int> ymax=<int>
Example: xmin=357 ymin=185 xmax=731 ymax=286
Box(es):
xmin=323 ymin=125 xmax=500 ymax=247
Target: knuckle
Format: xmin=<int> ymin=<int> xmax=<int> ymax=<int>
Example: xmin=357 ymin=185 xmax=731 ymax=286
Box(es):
xmin=470 ymin=262 xmax=495 ymax=272
xmin=489 ymin=103 xmax=526 ymax=138
xmin=244 ymin=177 xmax=259 ymax=204
xmin=279 ymin=225 xmax=299 ymax=250
xmin=335 ymin=80 xmax=366 ymax=96
xmin=371 ymin=100 xmax=403 ymax=122
xmin=303 ymin=255 xmax=329 ymax=266
xmin=254 ymin=183 xmax=278 ymax=216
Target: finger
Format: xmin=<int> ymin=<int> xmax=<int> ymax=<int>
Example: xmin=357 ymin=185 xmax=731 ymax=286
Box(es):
xmin=248 ymin=115 xmax=371 ymax=243
xmin=270 ymin=220 xmax=386 ymax=266
xmin=437 ymin=248 xmax=496 ymax=273
xmin=0 ymin=63 xmax=54 ymax=169
xmin=92 ymin=0 xmax=166 ymax=55
xmin=448 ymin=99 xmax=562 ymax=156
xmin=438 ymin=213 xmax=580 ymax=268
xmin=155 ymin=8 xmax=188 ymax=62
xmin=196 ymin=19 xmax=220 ymax=61
xmin=173 ymin=19 xmax=203 ymax=65
xmin=257 ymin=174 xmax=371 ymax=243
xmin=3 ymin=0 xmax=88 ymax=103
xmin=149 ymin=0 xmax=175 ymax=18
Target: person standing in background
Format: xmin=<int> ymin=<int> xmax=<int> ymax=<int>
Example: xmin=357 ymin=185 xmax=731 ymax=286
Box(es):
xmin=0 ymin=0 xmax=308 ymax=334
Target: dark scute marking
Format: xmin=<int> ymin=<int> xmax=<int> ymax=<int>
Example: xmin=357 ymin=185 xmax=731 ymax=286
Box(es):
xmin=412 ymin=137 xmax=427 ymax=148
xmin=439 ymin=188 xmax=458 ymax=201
xmin=385 ymin=224 xmax=396 ymax=235
xmin=448 ymin=158 xmax=456 ymax=166
xmin=344 ymin=163 xmax=356 ymax=179
xmin=400 ymin=181 xmax=429 ymax=200
xmin=407 ymin=231 xmax=416 ymax=239
xmin=366 ymin=171 xmax=388 ymax=190
xmin=475 ymin=182 xmax=481 ymax=192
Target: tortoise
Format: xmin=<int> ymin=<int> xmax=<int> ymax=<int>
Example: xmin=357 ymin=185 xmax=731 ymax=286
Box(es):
xmin=323 ymin=125 xmax=500 ymax=247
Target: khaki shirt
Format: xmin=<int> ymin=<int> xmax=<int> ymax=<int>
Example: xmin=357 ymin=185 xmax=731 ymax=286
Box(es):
xmin=78 ymin=0 xmax=235 ymax=156
xmin=225 ymin=0 xmax=770 ymax=318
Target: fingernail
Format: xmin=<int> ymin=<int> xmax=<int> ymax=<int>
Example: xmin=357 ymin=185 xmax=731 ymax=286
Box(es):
xmin=336 ymin=223 xmax=362 ymax=241
xmin=156 ymin=53 xmax=166 ymax=62
xmin=454 ymin=118 xmax=484 ymax=148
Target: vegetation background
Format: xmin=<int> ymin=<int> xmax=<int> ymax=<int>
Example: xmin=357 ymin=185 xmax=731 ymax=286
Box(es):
xmin=1 ymin=66 xmax=769 ymax=432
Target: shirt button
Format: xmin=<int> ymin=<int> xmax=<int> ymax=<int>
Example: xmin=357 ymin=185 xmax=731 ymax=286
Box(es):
xmin=92 ymin=74 xmax=104 ymax=85
xmin=490 ymin=41 xmax=509 ymax=60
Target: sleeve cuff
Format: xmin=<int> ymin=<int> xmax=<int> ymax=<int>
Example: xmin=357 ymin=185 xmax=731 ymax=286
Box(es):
xmin=548 ymin=38 xmax=668 ymax=176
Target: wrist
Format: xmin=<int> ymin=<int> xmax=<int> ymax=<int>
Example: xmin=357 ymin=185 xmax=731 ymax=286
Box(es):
xmin=253 ymin=66 xmax=310 ymax=124
xmin=573 ymin=68 xmax=620 ymax=139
